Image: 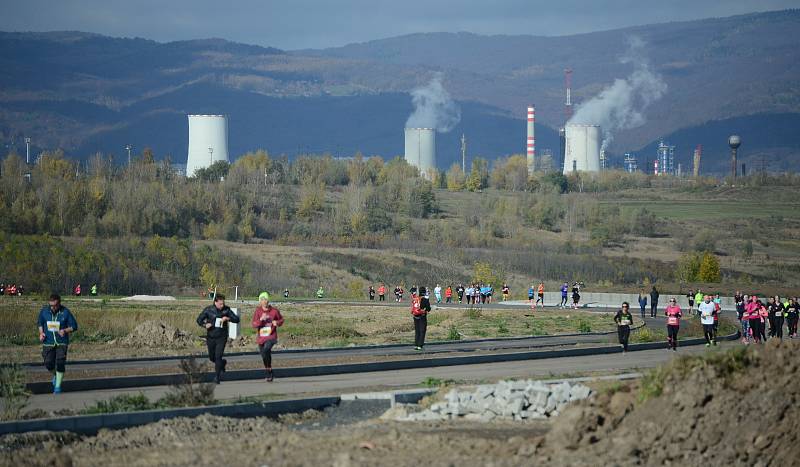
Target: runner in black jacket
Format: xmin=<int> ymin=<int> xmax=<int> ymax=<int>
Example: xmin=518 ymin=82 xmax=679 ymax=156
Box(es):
xmin=196 ymin=294 xmax=240 ymax=383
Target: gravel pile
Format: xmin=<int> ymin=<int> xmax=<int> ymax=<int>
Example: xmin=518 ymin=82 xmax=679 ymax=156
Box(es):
xmin=391 ymin=380 xmax=592 ymax=422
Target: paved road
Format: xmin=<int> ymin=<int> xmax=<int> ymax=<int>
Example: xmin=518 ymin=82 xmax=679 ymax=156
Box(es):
xmin=28 ymin=339 xmax=712 ymax=412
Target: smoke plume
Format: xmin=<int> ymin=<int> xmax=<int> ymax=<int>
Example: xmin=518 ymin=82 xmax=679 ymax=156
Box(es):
xmin=569 ymin=36 xmax=666 ymax=151
xmin=405 ymin=73 xmax=461 ymax=132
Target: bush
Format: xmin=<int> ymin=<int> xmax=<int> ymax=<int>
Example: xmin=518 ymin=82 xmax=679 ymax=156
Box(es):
xmin=0 ymin=361 xmax=30 ymax=421
xmin=576 ymin=320 xmax=592 ymax=333
xmin=698 ymin=252 xmax=721 ymax=282
xmin=447 ymin=325 xmax=462 ymax=341
xmin=81 ymin=393 xmax=153 ymax=414
xmin=159 ymin=358 xmax=216 ymax=408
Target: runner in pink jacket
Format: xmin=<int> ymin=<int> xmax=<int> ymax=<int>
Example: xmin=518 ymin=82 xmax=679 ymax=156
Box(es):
xmin=252 ymin=292 xmax=284 ymax=382
xmin=664 ymin=298 xmax=682 ymax=351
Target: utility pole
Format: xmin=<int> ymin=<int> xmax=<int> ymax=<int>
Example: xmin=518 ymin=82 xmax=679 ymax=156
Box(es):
xmin=208 ymin=147 xmax=214 ymax=166
xmin=460 ymin=133 xmax=466 ymax=173
xmin=25 ymin=137 xmax=31 ymax=164
xmin=125 ymin=144 xmax=132 ymax=166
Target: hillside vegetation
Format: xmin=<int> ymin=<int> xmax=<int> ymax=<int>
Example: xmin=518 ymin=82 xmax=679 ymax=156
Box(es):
xmin=1 ymin=150 xmax=799 ymax=297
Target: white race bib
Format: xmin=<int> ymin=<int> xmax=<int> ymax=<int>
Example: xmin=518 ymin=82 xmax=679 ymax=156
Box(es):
xmin=667 ymin=316 xmax=678 ymax=325
xmin=214 ymin=318 xmax=224 ymax=328
xmin=259 ymin=326 xmax=273 ymax=337
xmin=46 ymin=321 xmax=60 ymax=332
xmin=620 ymin=319 xmax=631 ymax=326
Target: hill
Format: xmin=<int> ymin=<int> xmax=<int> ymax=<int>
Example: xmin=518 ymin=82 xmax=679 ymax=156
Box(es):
xmin=1 ymin=10 xmax=799 ymax=171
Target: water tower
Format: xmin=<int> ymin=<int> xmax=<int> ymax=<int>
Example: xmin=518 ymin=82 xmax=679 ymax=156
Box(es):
xmin=728 ymin=135 xmax=741 ymax=178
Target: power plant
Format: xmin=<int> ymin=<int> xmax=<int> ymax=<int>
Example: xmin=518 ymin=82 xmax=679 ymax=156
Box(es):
xmin=655 ymin=140 xmax=675 ymax=176
xmin=404 ymin=128 xmax=436 ymax=179
xmin=186 ymin=115 xmax=229 ymax=177
xmin=563 ymin=124 xmax=601 ymax=174
xmin=526 ymin=105 xmax=536 ymax=174
xmin=693 ymin=144 xmax=702 ymax=177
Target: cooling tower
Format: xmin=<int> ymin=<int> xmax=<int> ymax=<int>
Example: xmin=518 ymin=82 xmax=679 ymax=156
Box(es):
xmin=187 ymin=115 xmax=229 ymax=177
xmin=404 ymin=128 xmax=436 ymax=179
xmin=563 ymin=124 xmax=601 ymax=174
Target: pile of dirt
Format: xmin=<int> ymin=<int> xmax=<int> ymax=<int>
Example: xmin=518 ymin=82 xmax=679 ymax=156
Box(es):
xmin=117 ymin=320 xmax=194 ymax=349
xmin=536 ymin=339 xmax=800 ymax=465
xmin=118 ymin=295 xmax=176 ymax=301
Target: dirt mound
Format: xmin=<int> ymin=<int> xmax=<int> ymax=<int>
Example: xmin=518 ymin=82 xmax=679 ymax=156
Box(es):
xmin=537 ymin=340 xmax=800 ymax=465
xmin=117 ymin=320 xmax=194 ymax=349
xmin=118 ymin=295 xmax=176 ymax=301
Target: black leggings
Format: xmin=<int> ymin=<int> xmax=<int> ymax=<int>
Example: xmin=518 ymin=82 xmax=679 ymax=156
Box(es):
xmin=768 ymin=317 xmax=776 ymax=337
xmin=667 ymin=325 xmax=679 ymax=349
xmin=703 ymin=324 xmax=715 ymax=344
xmin=650 ymin=302 xmax=658 ymax=317
xmin=259 ymin=340 xmax=276 ymax=368
xmin=773 ymin=317 xmax=784 ymax=339
xmin=618 ymin=326 xmax=630 ymax=351
xmin=42 ymin=345 xmax=68 ymax=373
xmin=749 ymin=319 xmax=762 ymax=342
xmin=414 ymin=315 xmax=427 ymax=347
xmin=206 ymin=336 xmax=227 ymax=378
xmin=788 ymin=316 xmax=798 ymax=336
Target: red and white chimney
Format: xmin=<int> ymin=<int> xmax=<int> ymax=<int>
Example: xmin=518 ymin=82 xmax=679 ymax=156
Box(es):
xmin=527 ymin=105 xmax=535 ymax=174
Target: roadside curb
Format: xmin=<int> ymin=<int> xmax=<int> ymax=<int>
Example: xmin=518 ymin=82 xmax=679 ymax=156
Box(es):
xmin=0 ymin=396 xmax=340 ymax=436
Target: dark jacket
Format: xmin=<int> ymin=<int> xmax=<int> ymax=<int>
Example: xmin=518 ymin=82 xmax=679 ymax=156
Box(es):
xmin=38 ymin=305 xmax=78 ymax=346
xmin=650 ymin=289 xmax=660 ymax=304
xmin=196 ymin=304 xmax=240 ymax=339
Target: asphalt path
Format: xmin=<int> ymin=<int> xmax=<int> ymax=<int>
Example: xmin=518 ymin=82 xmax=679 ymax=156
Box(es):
xmin=27 ymin=341 xmax=718 ymax=412
xmin=25 ymin=306 xmax=657 ymax=377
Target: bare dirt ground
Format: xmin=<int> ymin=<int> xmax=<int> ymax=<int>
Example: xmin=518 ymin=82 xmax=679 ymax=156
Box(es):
xmin=4 ymin=339 xmax=794 ymax=466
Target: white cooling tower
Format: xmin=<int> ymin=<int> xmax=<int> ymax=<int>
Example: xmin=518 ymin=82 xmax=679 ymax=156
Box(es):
xmin=187 ymin=115 xmax=229 ymax=177
xmin=404 ymin=128 xmax=436 ymax=179
xmin=563 ymin=124 xmax=601 ymax=174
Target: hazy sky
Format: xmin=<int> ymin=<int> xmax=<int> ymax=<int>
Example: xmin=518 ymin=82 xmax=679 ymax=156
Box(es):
xmin=2 ymin=0 xmax=797 ymax=49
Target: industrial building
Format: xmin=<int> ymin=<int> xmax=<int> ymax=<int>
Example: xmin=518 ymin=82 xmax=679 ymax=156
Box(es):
xmin=562 ymin=124 xmax=601 ymax=174
xmin=624 ymin=153 xmax=638 ymax=173
xmin=655 ymin=140 xmax=675 ymax=176
xmin=186 ymin=114 xmax=229 ymax=177
xmin=404 ymin=128 xmax=436 ymax=179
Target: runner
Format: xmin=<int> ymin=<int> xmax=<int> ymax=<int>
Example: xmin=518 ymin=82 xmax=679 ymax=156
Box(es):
xmin=746 ymin=296 xmax=762 ymax=344
xmin=528 ymin=284 xmax=535 ymax=308
xmin=698 ymin=295 xmax=716 ymax=347
xmin=712 ymin=293 xmax=722 ymax=341
xmin=770 ymin=295 xmax=784 ymax=339
xmin=560 ymin=282 xmax=569 ymax=308
xmin=411 ymin=287 xmax=432 ymax=351
xmin=687 ymin=289 xmax=695 ymax=315
xmin=445 ymin=285 xmax=453 ymax=303
xmin=758 ymin=299 xmax=769 ymax=342
xmin=37 ymin=294 xmax=78 ymax=394
xmin=73 ymin=283 xmax=81 ymax=297
xmin=410 ymin=285 xmax=418 ymax=297
xmin=649 ymin=286 xmax=660 ymax=318
xmin=571 ymin=282 xmax=581 ymax=309
xmin=665 ymin=298 xmax=682 ymax=351
xmin=378 ymin=283 xmax=386 ymax=301
xmin=251 ymin=292 xmax=284 ymax=382
xmin=368 ymin=285 xmax=375 ymax=301
xmin=316 ymin=286 xmax=324 ymax=299
xmin=737 ymin=294 xmax=749 ymax=344
xmin=501 ymin=283 xmax=510 ymax=302
xmin=434 ymin=284 xmax=442 ymax=304
xmin=196 ymin=294 xmax=240 ymax=384
xmin=694 ymin=290 xmax=704 ymax=317
xmin=786 ymin=297 xmax=799 ymax=338
xmin=456 ymin=284 xmax=464 ymax=303
xmin=90 ymin=284 xmax=98 ymax=297
xmin=283 ymin=288 xmax=289 ymax=299
xmin=638 ymin=290 xmax=648 ymax=321
xmin=536 ymin=282 xmax=545 ymax=308
xmin=614 ymin=302 xmax=633 ymax=353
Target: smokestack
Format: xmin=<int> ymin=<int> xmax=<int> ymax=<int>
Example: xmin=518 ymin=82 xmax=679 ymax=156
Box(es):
xmin=564 ymin=69 xmax=573 ymax=122
xmin=693 ymin=144 xmax=702 ymax=177
xmin=559 ymin=128 xmax=566 ymax=172
xmin=527 ymin=105 xmax=535 ymax=174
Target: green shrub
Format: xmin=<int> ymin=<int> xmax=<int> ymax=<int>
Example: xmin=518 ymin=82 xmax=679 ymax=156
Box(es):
xmin=447 ymin=325 xmax=462 ymax=341
xmin=576 ymin=320 xmax=592 ymax=333
xmin=81 ymin=393 xmax=154 ymax=415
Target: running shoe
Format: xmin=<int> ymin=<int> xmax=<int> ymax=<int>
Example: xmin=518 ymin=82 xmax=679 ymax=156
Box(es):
xmin=266 ymin=370 xmax=274 ymax=382
xmin=705 ymin=343 xmax=711 ymax=347
xmin=222 ymin=359 xmax=227 ymax=373
xmin=214 ymin=376 xmax=221 ymax=384
xmin=53 ymin=386 xmax=61 ymax=394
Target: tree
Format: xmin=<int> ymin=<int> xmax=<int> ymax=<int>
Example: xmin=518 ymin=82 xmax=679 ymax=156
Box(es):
xmin=676 ymin=252 xmax=702 ymax=282
xmin=466 ymin=158 xmax=488 ymax=192
xmin=472 ymin=262 xmax=504 ymax=287
xmin=193 ymin=160 xmax=230 ymax=182
xmin=446 ymin=163 xmax=466 ymax=191
xmin=631 ymin=207 xmax=658 ymax=237
xmin=698 ymin=252 xmax=721 ymax=282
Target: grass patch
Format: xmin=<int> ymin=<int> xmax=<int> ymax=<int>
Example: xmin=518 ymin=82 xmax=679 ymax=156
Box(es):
xmin=420 ymin=376 xmax=458 ymax=388
xmin=495 ymin=319 xmax=510 ymax=335
xmin=631 ymin=326 xmax=665 ymax=343
xmin=447 ymin=325 xmax=462 ymax=341
xmin=576 ymin=319 xmax=592 ymax=333
xmin=81 ymin=393 xmax=156 ymax=415
xmin=463 ymin=308 xmax=483 ymax=320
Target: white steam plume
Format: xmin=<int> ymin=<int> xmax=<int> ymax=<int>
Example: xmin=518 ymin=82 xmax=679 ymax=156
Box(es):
xmin=405 ymin=73 xmax=461 ymax=133
xmin=569 ymin=36 xmax=667 ymax=151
